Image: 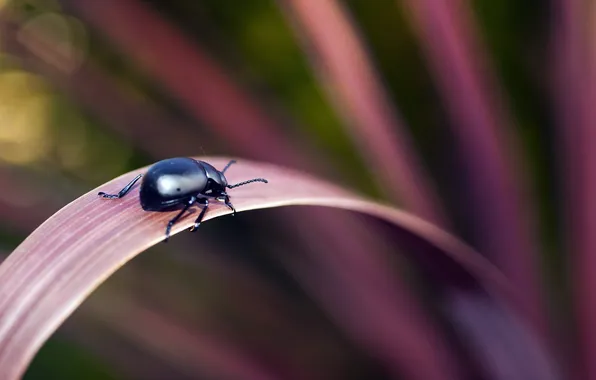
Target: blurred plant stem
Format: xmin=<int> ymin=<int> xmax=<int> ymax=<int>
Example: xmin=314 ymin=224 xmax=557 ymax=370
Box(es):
xmin=279 ymin=0 xmax=448 ymax=226
xmin=58 ymin=0 xmax=322 ymax=172
xmin=401 ymin=0 xmax=546 ymax=346
xmin=551 ymin=0 xmax=596 ymax=378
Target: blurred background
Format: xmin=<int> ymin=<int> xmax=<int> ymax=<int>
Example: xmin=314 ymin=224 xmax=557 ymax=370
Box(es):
xmin=0 ymin=0 xmax=580 ymax=379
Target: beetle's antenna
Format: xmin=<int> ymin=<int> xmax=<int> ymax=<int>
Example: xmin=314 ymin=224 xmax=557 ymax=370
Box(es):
xmin=227 ymin=178 xmax=268 ymax=189
xmin=221 ymin=160 xmax=237 ymax=174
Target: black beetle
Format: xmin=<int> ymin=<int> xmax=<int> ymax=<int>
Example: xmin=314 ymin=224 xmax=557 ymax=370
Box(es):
xmin=98 ymin=158 xmax=268 ymax=241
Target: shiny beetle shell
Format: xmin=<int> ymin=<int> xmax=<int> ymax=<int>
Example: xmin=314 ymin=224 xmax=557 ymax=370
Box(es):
xmin=140 ymin=158 xmax=209 ymax=211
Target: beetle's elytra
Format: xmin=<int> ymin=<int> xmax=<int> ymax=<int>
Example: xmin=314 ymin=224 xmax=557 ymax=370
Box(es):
xmin=98 ymin=158 xmax=268 ymax=241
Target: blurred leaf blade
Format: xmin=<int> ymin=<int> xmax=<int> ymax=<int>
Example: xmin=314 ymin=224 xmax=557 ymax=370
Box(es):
xmin=400 ymin=0 xmax=546 ymax=342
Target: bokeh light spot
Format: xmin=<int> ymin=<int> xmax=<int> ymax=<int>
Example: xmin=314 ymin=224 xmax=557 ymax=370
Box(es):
xmin=0 ymin=71 xmax=52 ymax=165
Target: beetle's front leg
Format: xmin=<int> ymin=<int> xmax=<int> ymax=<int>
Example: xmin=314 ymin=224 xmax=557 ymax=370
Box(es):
xmin=224 ymin=194 xmax=236 ymax=216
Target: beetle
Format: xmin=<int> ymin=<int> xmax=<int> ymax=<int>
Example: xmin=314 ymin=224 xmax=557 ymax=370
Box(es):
xmin=98 ymin=158 xmax=268 ymax=241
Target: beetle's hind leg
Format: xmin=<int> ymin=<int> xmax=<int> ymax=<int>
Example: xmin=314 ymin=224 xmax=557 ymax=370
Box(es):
xmin=98 ymin=174 xmax=143 ymax=199
xmin=189 ymin=197 xmax=209 ymax=232
xmin=164 ymin=196 xmax=196 ymax=242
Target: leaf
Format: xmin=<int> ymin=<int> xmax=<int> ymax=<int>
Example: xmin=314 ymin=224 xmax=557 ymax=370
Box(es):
xmin=0 ymin=157 xmax=520 ymax=379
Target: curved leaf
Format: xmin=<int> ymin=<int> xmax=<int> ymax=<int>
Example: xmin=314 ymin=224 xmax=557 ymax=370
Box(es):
xmin=0 ymin=157 xmax=518 ymax=379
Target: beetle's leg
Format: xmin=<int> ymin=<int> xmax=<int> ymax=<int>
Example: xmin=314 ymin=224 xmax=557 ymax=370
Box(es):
xmin=224 ymin=194 xmax=236 ymax=216
xmin=226 ymin=178 xmax=268 ymax=189
xmin=98 ymin=174 xmax=143 ymax=199
xmin=189 ymin=197 xmax=209 ymax=232
xmin=221 ymin=160 xmax=236 ymax=174
xmin=164 ymin=196 xmax=196 ymax=242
